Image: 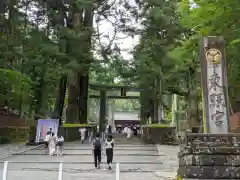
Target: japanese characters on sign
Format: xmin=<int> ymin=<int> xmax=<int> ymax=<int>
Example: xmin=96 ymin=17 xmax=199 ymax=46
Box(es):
xmin=205 ymin=48 xmax=228 ymax=132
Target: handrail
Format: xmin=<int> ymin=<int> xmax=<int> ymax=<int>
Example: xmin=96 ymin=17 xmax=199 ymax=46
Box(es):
xmin=2 ymin=161 xmax=8 ymax=180
xmin=116 ymin=163 xmax=120 ymax=180
xmin=58 ymin=163 xmax=63 ymax=180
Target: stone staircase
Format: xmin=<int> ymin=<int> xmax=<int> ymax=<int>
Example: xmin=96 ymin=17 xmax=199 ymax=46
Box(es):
xmin=111 ymin=133 xmax=143 ymax=144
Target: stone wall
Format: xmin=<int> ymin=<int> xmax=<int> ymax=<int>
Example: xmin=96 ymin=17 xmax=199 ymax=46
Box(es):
xmin=0 ymin=127 xmax=29 ymax=143
xmin=178 ymin=133 xmax=240 ymax=179
xmin=0 ymin=115 xmax=33 ymax=127
xmin=0 ymin=115 xmax=34 ymax=144
xmin=141 ymin=126 xmax=176 ymax=144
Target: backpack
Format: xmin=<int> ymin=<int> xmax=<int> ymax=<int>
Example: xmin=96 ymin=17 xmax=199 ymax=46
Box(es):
xmin=106 ymin=139 xmax=114 ymax=149
xmin=94 ymin=138 xmax=101 ymax=150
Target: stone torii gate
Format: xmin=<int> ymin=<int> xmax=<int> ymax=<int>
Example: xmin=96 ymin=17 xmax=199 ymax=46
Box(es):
xmin=89 ymin=84 xmax=141 ymax=132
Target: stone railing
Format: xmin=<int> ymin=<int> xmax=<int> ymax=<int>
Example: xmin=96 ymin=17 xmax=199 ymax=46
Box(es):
xmin=178 ymin=133 xmax=240 ymax=179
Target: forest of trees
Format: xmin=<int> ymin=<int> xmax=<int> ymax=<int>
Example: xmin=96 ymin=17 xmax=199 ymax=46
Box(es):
xmin=0 ymin=0 xmax=240 ymax=127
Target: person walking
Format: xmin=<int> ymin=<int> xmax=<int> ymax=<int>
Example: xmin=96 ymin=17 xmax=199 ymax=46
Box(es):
xmin=56 ymin=135 xmax=64 ymax=156
xmin=123 ymin=126 xmax=128 ymax=136
xmin=44 ymin=132 xmax=51 ymax=154
xmin=47 ymin=128 xmax=52 ymax=135
xmin=127 ymin=125 xmax=132 ymax=139
xmin=92 ymin=132 xmax=102 ymax=169
xmin=49 ymin=132 xmax=56 ymax=156
xmin=79 ymin=127 xmax=86 ymax=144
xmin=88 ymin=129 xmax=93 ymax=143
xmin=133 ymin=124 xmax=137 ymax=136
xmin=107 ymin=124 xmax=112 ymax=134
xmin=105 ymin=134 xmax=114 ymax=170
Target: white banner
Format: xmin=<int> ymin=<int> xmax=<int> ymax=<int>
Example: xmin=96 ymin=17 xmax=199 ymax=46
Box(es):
xmin=35 ymin=119 xmax=59 ymax=143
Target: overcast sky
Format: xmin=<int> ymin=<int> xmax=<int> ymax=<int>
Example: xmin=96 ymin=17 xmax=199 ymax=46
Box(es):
xmin=99 ymin=23 xmax=140 ymax=60
xmin=96 ymin=0 xmax=140 ymax=60
xmin=96 ymin=0 xmax=196 ymax=60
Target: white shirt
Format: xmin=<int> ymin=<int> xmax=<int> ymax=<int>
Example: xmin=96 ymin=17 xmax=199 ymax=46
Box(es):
xmin=44 ymin=134 xmax=50 ymax=142
xmin=79 ymin=128 xmax=86 ymax=136
xmin=123 ymin=127 xmax=128 ymax=133
xmin=127 ymin=127 xmax=132 ymax=134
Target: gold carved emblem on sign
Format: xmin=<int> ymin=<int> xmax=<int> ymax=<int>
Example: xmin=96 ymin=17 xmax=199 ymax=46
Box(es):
xmin=205 ymin=48 xmax=222 ymax=64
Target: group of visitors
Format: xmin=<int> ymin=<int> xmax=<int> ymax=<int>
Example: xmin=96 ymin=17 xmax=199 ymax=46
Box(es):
xmin=44 ymin=128 xmax=64 ymax=156
xmin=122 ymin=124 xmax=138 ymax=138
xmin=43 ymin=126 xmax=115 ymax=170
xmin=78 ymin=125 xmax=114 ymax=170
xmin=79 ymin=125 xmax=115 ymax=170
xmin=92 ymin=132 xmax=114 ymax=170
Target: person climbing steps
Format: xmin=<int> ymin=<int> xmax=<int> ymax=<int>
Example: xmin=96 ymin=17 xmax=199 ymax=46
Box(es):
xmin=92 ymin=132 xmax=102 ymax=169
xmin=106 ymin=134 xmax=114 ymax=170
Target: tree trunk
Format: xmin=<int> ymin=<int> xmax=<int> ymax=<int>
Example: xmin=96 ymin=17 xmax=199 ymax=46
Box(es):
xmin=186 ymin=67 xmax=200 ymax=129
xmin=65 ymin=5 xmax=79 ymax=123
xmin=52 ymin=76 xmax=67 ymax=124
xmin=140 ymin=91 xmax=145 ymax=124
xmin=65 ymin=4 xmax=93 ymax=124
xmin=77 ymin=6 xmax=93 ymax=124
xmin=153 ymin=76 xmax=162 ymax=123
xmin=140 ymin=86 xmax=154 ymax=124
xmin=78 ymin=73 xmax=89 ymax=124
xmin=153 ymin=98 xmax=158 ymax=123
xmin=0 ymin=1 xmax=5 ymax=34
xmin=0 ymin=2 xmax=6 ymax=104
xmin=66 ymin=74 xmax=79 ymax=123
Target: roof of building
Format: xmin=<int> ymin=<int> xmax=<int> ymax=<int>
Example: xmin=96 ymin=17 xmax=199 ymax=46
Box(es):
xmin=114 ymin=111 xmax=140 ymax=121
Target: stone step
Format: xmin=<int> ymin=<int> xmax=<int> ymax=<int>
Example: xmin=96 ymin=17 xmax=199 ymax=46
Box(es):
xmin=44 ymin=145 xmax=156 ymax=150
xmin=63 ymin=143 xmax=154 ymax=147
xmin=16 ymin=149 xmax=158 ymax=156
xmin=3 ymin=155 xmax=162 ymax=163
xmin=0 ymin=170 xmax=163 ymax=180
xmin=0 ymin=162 xmax=165 ymax=171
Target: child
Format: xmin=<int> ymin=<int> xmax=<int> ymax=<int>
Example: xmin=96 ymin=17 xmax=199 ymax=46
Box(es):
xmin=106 ymin=134 xmax=114 ymax=170
xmin=92 ymin=132 xmax=102 ymax=169
xmin=56 ymin=136 xmax=64 ymax=156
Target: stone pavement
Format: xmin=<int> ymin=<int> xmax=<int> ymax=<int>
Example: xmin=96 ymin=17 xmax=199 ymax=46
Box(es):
xmin=0 ymin=143 xmax=38 ymax=159
xmin=0 ymin=136 xmax=179 ymax=180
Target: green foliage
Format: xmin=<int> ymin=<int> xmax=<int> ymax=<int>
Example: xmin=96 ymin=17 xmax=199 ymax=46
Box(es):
xmin=122 ymin=0 xmax=188 ymax=123
xmin=1 ymin=0 xmax=240 ymax=127
xmin=0 ymin=68 xmax=32 ymax=110
xmin=175 ymin=0 xmax=240 ymax=102
xmin=0 ymin=136 xmax=11 ymax=144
